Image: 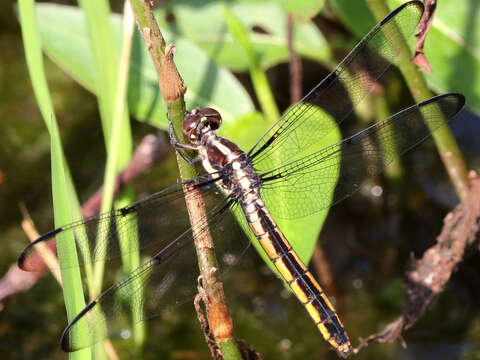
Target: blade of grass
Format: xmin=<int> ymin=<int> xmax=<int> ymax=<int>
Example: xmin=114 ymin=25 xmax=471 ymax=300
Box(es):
xmin=75 ymin=0 xmax=134 ymax=296
xmin=365 ymin=0 xmax=469 ymax=200
xmin=92 ymin=0 xmax=135 ymax=284
xmin=77 ymin=0 xmax=141 ymax=354
xmin=113 ymin=1 xmax=145 ymax=349
xmin=50 ymin=120 xmax=92 ymax=360
xmin=18 ymin=1 xmax=91 ymax=358
xmin=221 ymin=5 xmax=280 ymax=125
xmin=76 ymin=0 xmax=128 ymax=143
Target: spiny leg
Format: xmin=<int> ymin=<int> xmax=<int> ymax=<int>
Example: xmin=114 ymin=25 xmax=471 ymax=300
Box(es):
xmin=167 ymin=112 xmax=201 ymax=166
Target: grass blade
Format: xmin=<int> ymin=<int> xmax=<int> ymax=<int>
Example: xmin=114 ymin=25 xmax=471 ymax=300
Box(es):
xmin=221 ymin=5 xmax=280 ymax=124
xmin=18 ymin=0 xmax=91 ymax=358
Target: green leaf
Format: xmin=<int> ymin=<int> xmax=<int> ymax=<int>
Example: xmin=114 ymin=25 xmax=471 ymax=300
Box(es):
xmin=35 ymin=3 xmax=254 ymax=127
xmin=274 ymin=106 xmax=340 ymax=265
xmin=328 ymin=0 xmax=375 ymax=36
xmin=278 ymin=0 xmax=326 ymax=22
xmin=221 ymin=111 xmax=271 ymax=150
xmin=223 ymin=108 xmax=341 ymax=276
xmin=154 ymin=1 xmax=331 ymax=71
xmin=330 ymin=0 xmax=480 ymax=114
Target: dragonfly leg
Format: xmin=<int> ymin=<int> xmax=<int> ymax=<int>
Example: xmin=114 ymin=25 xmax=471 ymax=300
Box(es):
xmin=168 ymin=113 xmax=201 ymax=166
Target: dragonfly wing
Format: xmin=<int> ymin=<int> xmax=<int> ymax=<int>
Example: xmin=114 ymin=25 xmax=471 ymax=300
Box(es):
xmin=260 ymin=94 xmax=465 ymax=220
xmin=60 ymin=199 xmax=250 ymax=352
xmin=250 ymin=1 xmax=424 ymax=172
xmin=18 ymin=176 xmax=226 ymax=271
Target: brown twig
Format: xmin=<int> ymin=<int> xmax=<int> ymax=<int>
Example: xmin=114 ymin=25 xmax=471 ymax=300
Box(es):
xmin=82 ymin=134 xmax=167 ymax=217
xmin=184 ymin=182 xmax=236 ymax=350
xmin=311 ymin=241 xmax=338 ymax=298
xmin=194 ymin=276 xmax=222 ymax=360
xmin=355 ymin=171 xmax=480 ymax=351
xmin=194 ymin=275 xmax=263 ymax=360
xmin=412 ymin=0 xmax=437 ymax=73
xmin=129 ymin=1 xmax=241 ymax=358
xmin=0 ymin=135 xmax=167 ymax=302
xmin=19 ymin=203 xmax=62 ymax=283
xmin=235 ymin=338 xmax=263 ymax=360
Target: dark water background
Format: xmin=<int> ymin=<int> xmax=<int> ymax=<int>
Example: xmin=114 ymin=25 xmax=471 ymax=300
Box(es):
xmin=1 ymin=0 xmax=479 ymax=359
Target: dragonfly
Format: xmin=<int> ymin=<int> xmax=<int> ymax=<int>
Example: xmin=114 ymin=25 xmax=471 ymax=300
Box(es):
xmin=18 ymin=1 xmax=465 ymax=357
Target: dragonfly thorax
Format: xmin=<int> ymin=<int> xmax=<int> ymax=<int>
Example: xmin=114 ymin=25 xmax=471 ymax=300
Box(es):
xmin=193 ymin=123 xmax=262 ymax=204
xmin=219 ymin=153 xmax=262 ymax=203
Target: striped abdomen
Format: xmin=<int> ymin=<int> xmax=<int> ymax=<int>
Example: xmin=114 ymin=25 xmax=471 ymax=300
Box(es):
xmin=243 ymin=201 xmax=352 ymax=357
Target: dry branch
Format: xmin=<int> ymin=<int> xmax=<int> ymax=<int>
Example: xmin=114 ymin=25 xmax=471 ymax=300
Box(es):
xmin=412 ymin=0 xmax=437 ymax=72
xmin=356 ymin=171 xmax=480 ymax=351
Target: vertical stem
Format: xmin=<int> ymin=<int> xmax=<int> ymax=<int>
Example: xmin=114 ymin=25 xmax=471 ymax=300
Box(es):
xmin=287 ymin=13 xmax=303 ymax=104
xmin=364 ymin=0 xmax=469 ymax=200
xmin=128 ymin=1 xmax=241 ymax=358
xmin=374 ymin=91 xmax=406 ymax=202
xmin=222 ymin=6 xmax=280 ymax=124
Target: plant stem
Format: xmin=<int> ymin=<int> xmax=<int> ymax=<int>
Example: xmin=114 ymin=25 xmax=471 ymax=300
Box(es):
xmin=128 ymin=1 xmax=242 ymax=358
xmin=222 ymin=5 xmax=280 ymax=124
xmin=287 ymin=13 xmax=303 ymax=104
xmin=365 ymin=0 xmax=469 ymax=200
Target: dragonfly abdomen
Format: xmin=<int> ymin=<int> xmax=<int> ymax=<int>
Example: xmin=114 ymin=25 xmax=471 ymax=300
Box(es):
xmin=193 ymin=112 xmax=352 ymax=356
xmin=242 ymin=203 xmax=352 ymax=357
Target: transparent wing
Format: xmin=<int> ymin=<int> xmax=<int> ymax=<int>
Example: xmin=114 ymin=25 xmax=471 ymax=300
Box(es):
xmin=260 ymin=94 xmax=465 ymax=220
xmin=59 ymin=198 xmax=249 ymax=352
xmin=249 ymin=1 xmax=424 ymax=172
xmin=18 ymin=176 xmax=224 ymax=271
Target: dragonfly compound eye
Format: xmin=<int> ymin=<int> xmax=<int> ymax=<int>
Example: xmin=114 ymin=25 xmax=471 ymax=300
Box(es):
xmin=183 ymin=109 xmax=201 ymax=142
xmin=198 ymin=108 xmax=222 ymax=131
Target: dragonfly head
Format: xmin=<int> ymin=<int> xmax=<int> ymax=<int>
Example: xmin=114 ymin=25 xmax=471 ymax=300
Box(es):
xmin=183 ymin=108 xmax=222 ymax=144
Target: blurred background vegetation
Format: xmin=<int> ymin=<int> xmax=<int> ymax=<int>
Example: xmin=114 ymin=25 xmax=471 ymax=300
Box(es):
xmin=0 ymin=0 xmax=479 ymax=359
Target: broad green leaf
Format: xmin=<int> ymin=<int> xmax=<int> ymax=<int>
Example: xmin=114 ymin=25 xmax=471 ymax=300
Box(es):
xmin=274 ymin=105 xmax=340 ymax=266
xmin=154 ymin=1 xmax=331 ymax=71
xmin=330 ymin=0 xmax=480 ymax=114
xmin=223 ymin=108 xmax=340 ymax=275
xmin=35 ymin=3 xmax=254 ymax=127
xmin=328 ymin=0 xmax=375 ymax=35
xmin=278 ymin=0 xmax=326 ymax=22
xmin=219 ymin=0 xmax=326 ymax=21
xmin=221 ymin=111 xmax=270 ymax=150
